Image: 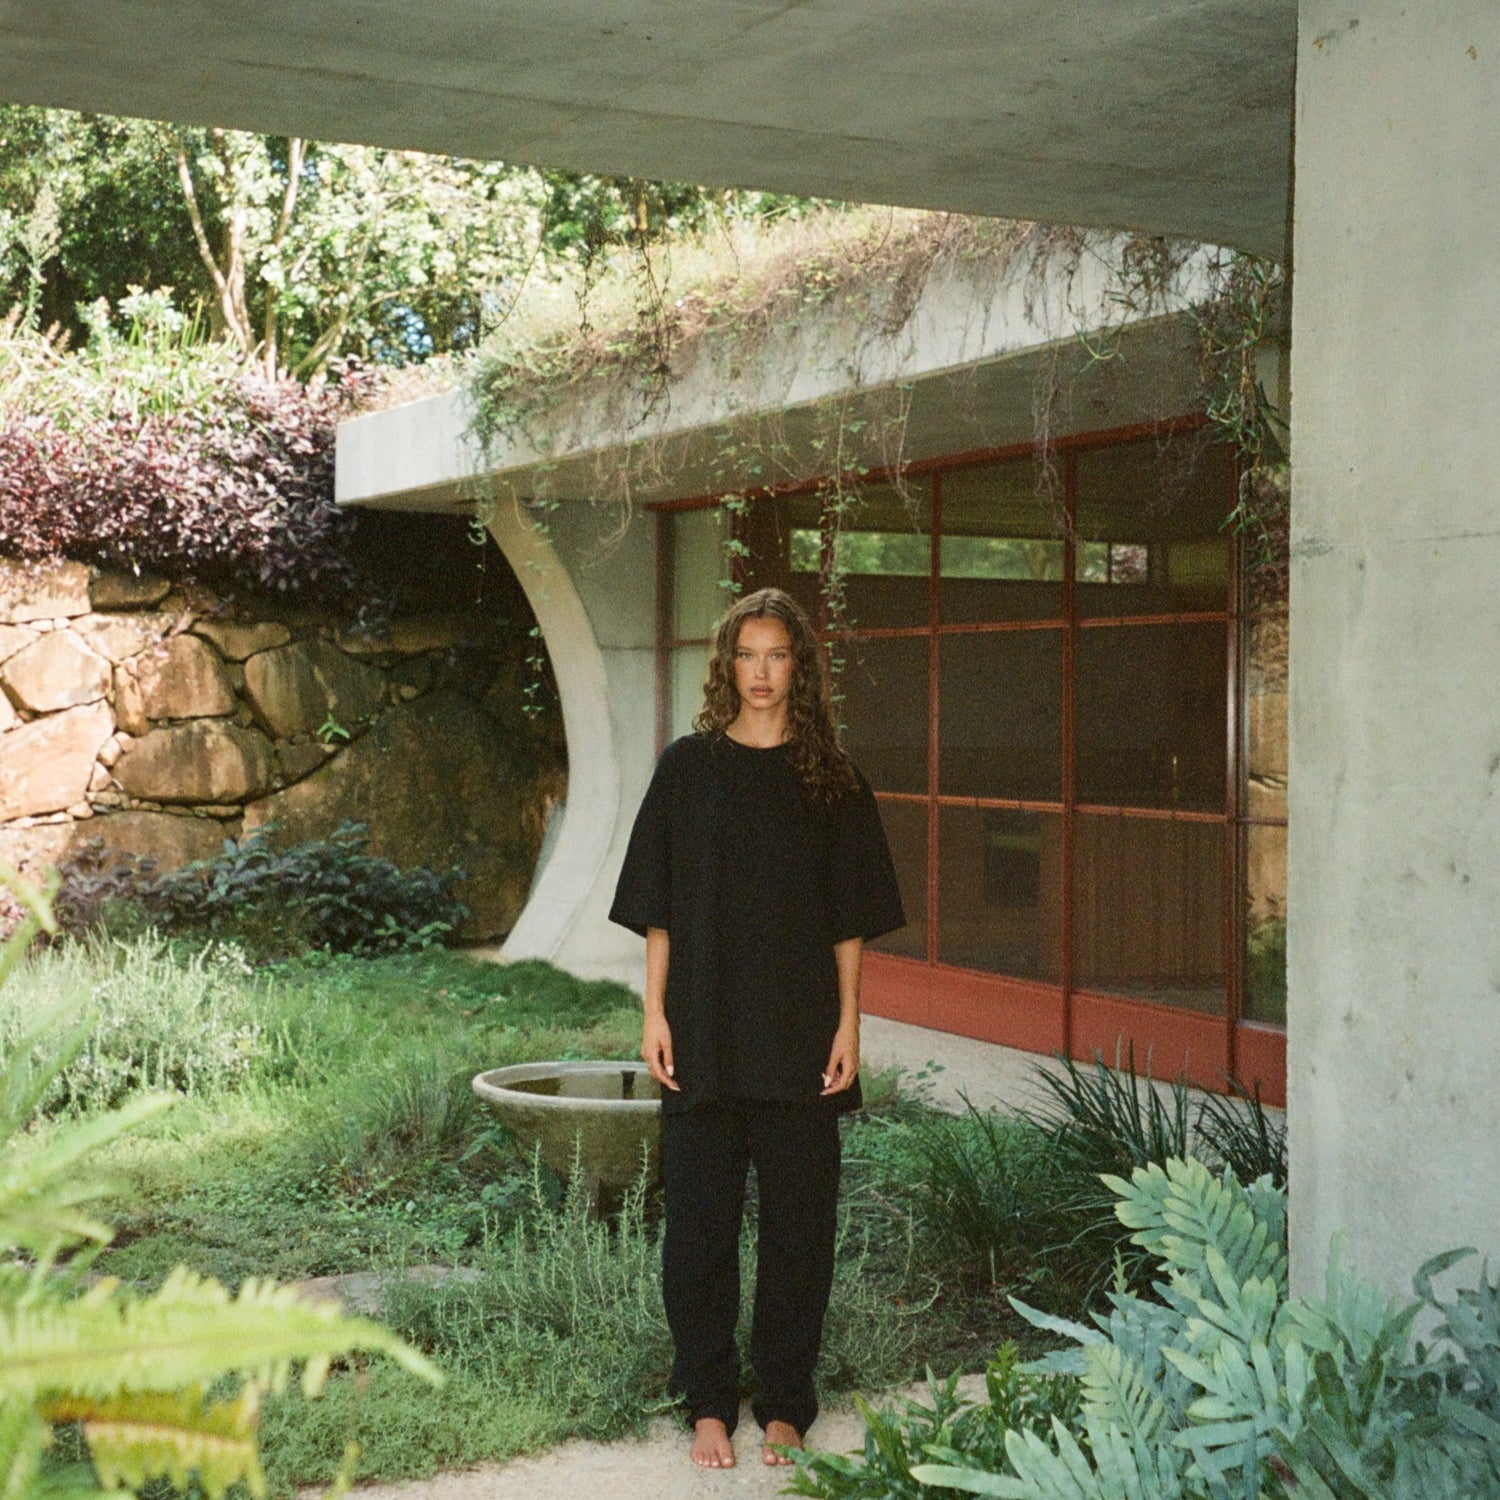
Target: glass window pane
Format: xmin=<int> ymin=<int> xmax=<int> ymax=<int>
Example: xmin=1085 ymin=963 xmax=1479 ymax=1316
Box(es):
xmin=1243 ymin=823 xmax=1287 ymax=1025
xmin=836 ymin=634 xmax=929 ymax=794
xmin=1075 ymin=435 xmax=1233 ymax=617
xmin=870 ymin=798 xmax=927 ymax=961
xmin=671 ymin=507 xmax=731 ymax=640
xmin=1075 ymin=622 xmax=1227 ymax=811
xmin=785 ymin=481 xmax=931 ymax=632
xmin=940 ymin=459 xmax=1064 ymax=623
xmin=740 ymin=494 xmax=819 ymax=621
xmin=1072 ymin=813 xmax=1226 ymax=1014
xmin=938 ymin=630 xmax=1063 ymax=801
xmin=1246 ymin=614 xmax=1288 ymax=820
xmin=936 ymin=807 xmax=1061 ymax=979
xmin=669 ymin=646 xmax=709 ymax=742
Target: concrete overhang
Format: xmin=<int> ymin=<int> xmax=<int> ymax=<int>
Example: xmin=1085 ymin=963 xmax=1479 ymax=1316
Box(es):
xmin=337 ymin=235 xmax=1226 ymax=515
xmin=1 ymin=2 xmax=1295 ymax=259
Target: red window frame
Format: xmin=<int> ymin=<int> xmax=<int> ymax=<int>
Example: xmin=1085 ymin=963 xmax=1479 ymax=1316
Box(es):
xmin=650 ymin=418 xmax=1287 ymax=1103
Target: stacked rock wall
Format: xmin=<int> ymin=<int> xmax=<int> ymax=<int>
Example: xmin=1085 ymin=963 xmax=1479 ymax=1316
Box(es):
xmin=0 ymin=557 xmax=564 ymax=939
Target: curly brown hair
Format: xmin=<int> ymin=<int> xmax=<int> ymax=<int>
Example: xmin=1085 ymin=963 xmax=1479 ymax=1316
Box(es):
xmin=693 ymin=587 xmax=859 ymax=801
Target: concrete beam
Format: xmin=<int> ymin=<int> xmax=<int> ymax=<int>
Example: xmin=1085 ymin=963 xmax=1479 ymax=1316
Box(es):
xmin=1 ymin=1 xmax=1294 ymax=256
xmin=337 ymin=233 xmax=1218 ymax=512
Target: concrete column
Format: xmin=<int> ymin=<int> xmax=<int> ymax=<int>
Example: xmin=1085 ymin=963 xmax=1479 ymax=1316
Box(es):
xmin=1289 ymin=1 xmax=1500 ymax=1294
xmin=486 ymin=494 xmax=655 ymax=987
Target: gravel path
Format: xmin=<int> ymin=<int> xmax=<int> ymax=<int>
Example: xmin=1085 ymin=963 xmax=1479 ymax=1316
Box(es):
xmin=346 ymin=1378 xmax=987 ymax=1500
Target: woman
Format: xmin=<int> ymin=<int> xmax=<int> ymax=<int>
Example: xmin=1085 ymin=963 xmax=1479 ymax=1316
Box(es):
xmin=609 ymin=587 xmax=905 ymax=1470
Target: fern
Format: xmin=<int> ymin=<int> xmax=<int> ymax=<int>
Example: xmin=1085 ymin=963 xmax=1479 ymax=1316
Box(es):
xmin=906 ymin=1157 xmax=1500 ymax=1500
xmin=2 ymin=1268 xmax=436 ymax=1400
xmin=0 ymin=866 xmax=442 ymax=1500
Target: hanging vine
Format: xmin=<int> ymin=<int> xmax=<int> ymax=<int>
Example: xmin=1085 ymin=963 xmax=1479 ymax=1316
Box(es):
xmin=462 ymin=205 xmax=1288 ymax=711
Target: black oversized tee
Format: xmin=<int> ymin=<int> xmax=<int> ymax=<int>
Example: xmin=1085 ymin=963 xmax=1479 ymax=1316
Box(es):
xmin=609 ymin=732 xmax=905 ymax=1116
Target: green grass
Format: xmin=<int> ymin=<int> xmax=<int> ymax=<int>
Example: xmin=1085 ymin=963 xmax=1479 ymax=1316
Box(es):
xmin=87 ymin=946 xmax=644 ymax=1287
xmin=13 ymin=936 xmax=1037 ymax=1495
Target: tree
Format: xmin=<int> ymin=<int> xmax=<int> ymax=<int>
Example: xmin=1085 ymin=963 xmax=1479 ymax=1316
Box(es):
xmin=0 ymin=109 xmax=554 ymax=377
xmin=0 ymin=105 xmax=810 ymax=378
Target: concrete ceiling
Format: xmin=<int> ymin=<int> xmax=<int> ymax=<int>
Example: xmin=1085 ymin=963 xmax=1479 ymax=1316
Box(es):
xmin=0 ymin=1 xmax=1296 ymax=258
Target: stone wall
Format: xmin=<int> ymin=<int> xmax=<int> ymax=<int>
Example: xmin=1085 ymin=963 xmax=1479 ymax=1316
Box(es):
xmin=0 ymin=556 xmax=564 ymax=939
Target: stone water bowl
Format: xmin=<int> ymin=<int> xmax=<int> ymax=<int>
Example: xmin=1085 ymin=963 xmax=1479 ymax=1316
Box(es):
xmin=472 ymin=1061 xmax=663 ymax=1195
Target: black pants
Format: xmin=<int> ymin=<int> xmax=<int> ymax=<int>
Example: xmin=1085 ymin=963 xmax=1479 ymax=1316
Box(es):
xmin=660 ymin=1098 xmax=840 ymax=1438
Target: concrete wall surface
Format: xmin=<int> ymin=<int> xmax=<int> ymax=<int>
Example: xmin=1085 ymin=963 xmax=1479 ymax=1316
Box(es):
xmin=1288 ymin=0 xmax=1500 ymax=1296
xmin=481 ymin=493 xmax=655 ymax=986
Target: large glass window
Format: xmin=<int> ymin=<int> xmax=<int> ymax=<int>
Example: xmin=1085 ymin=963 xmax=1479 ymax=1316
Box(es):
xmin=1075 ymin=437 xmax=1232 ymax=618
xmin=660 ymin=422 xmax=1280 ymax=1077
xmin=668 ymin=645 xmax=708 ymax=742
xmin=836 ymin=634 xmax=929 ymax=794
xmin=665 ymin=507 xmax=731 ymax=741
xmin=672 ymin=506 xmax=731 ymax=640
xmin=1074 ymin=622 xmax=1226 ymax=811
xmin=940 ymin=459 xmax=1063 ymax=623
xmin=1241 ymin=492 xmax=1289 ymax=1025
xmin=936 ymin=807 xmax=1062 ymax=979
xmin=938 ymin=630 xmax=1063 ymax=802
xmin=871 ymin=799 xmax=928 ymax=961
xmin=787 ymin=481 xmax=932 ymax=631
xmin=1072 ymin=812 xmax=1226 ymax=1013
xmin=1242 ymin=822 xmax=1286 ymax=1024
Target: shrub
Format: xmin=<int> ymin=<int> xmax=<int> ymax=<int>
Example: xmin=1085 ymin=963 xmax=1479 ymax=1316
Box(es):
xmin=788 ymin=1348 xmax=1081 ymax=1500
xmin=0 ymin=303 xmax=562 ymax=623
xmin=57 ymin=824 xmax=469 ymax=956
xmin=0 ymin=928 xmax=266 ymax=1115
xmin=911 ymin=1159 xmax=1500 ymax=1500
xmin=0 ymin=365 xmax=359 ymax=598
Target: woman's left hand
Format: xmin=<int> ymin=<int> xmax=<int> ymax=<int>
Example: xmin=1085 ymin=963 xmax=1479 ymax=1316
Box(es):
xmin=820 ymin=1024 xmax=860 ymax=1095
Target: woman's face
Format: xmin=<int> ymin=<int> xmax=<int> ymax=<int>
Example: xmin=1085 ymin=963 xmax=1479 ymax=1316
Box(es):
xmin=731 ymin=615 xmax=796 ymax=715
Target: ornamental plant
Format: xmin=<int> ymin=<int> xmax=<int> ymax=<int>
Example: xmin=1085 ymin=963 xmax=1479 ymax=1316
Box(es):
xmin=0 ymin=302 xmax=358 ymax=597
xmin=0 ymin=864 xmax=442 ymax=1500
xmin=55 ymin=823 xmax=469 ymax=957
xmin=907 ymin=1159 xmax=1500 ymax=1500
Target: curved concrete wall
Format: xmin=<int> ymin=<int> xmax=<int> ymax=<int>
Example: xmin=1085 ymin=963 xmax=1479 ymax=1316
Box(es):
xmin=483 ymin=491 xmax=654 ymax=986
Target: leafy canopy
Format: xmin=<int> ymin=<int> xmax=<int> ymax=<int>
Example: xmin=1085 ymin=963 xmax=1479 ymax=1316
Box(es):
xmin=0 ymin=105 xmax=808 ymax=378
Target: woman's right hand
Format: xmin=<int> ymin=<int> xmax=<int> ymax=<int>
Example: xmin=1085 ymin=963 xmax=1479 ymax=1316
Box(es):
xmin=642 ymin=1010 xmax=680 ymax=1090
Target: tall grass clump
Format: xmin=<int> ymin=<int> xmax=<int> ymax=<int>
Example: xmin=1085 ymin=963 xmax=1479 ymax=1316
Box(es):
xmin=0 ymin=929 xmax=268 ymax=1114
xmin=901 ymin=1103 xmax=1061 ymax=1289
xmin=377 ymin=1152 xmax=674 ymax=1438
xmin=296 ymin=1035 xmax=488 ymax=1197
xmin=896 ymin=1052 xmax=1286 ymax=1307
xmin=1194 ymin=1077 xmax=1288 ymax=1188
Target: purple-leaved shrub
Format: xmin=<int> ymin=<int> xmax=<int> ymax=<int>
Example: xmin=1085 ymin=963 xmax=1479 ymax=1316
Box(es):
xmin=0 ymin=370 xmax=361 ymax=597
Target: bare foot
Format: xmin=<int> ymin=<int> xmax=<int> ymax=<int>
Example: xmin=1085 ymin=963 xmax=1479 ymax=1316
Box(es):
xmin=761 ymin=1419 xmax=802 ymax=1466
xmin=691 ymin=1417 xmax=735 ymax=1469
